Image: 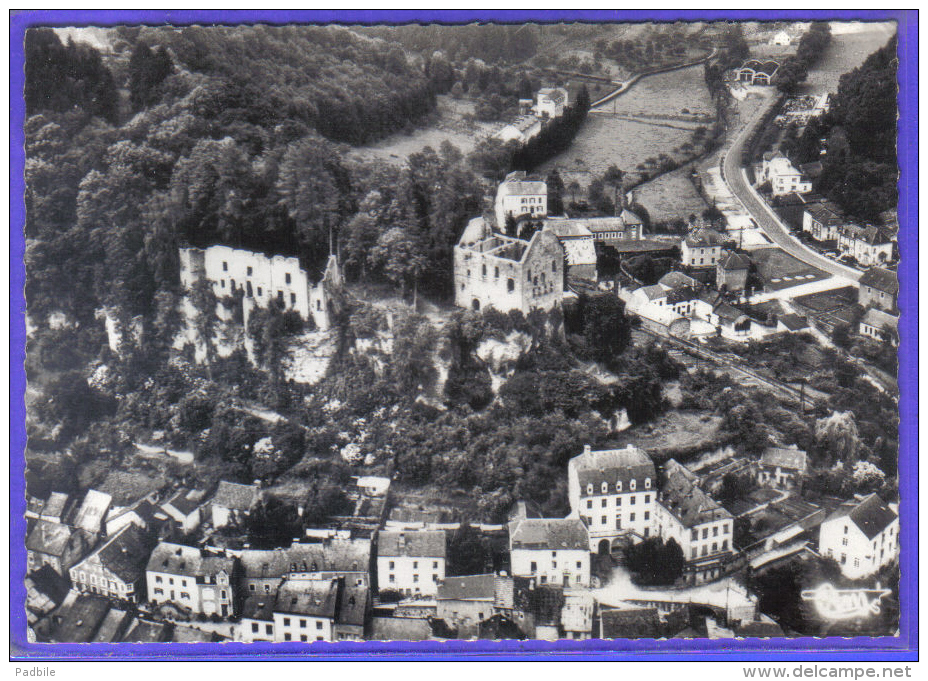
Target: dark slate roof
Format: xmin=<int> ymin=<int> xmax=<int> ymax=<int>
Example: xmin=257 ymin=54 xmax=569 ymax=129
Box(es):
xmin=859 ymin=267 xmax=898 ymax=295
xmin=659 ymin=272 xmax=699 ymax=289
xmin=660 ymin=459 xmax=732 ymax=528
xmin=172 ymin=625 xmax=219 ymax=643
xmin=861 ymin=307 xmax=898 ymax=332
xmin=830 ymin=494 xmax=897 ymax=540
xmin=163 ymin=489 xmax=202 ymax=516
xmin=41 ymin=492 xmax=70 ymax=519
xmin=86 ymin=523 xmax=150 ymax=583
xmin=684 ymin=228 xmax=725 ymax=248
xmin=719 ymin=252 xmax=752 ymax=271
xmin=122 ymin=618 xmax=172 ymax=643
xmin=239 ymin=541 xmax=370 ymax=580
xmin=437 ymin=574 xmax=496 ymax=602
xmin=241 ymin=594 xmax=277 ymax=622
xmin=90 ymin=608 xmax=131 ymax=643
xmin=274 ymin=580 xmax=339 ymax=619
xmin=508 ymin=518 xmax=588 ymax=551
xmin=570 ymin=445 xmax=656 ymax=495
xmin=805 ymin=202 xmax=844 ymax=226
xmin=639 ymin=284 xmax=667 ymax=301
xmin=778 ymin=313 xmax=809 ymax=331
xmin=51 ymin=594 xmax=112 ymax=643
xmin=335 ymin=584 xmax=369 ymax=627
xmin=211 ymin=481 xmax=260 ymax=511
xmin=760 ymin=447 xmax=808 ymax=473
xmin=146 ymin=542 xmax=235 ymax=577
xmin=26 ymin=565 xmax=70 ymax=607
xmin=600 ymin=607 xmax=662 ymax=639
xmin=369 ymin=617 xmax=432 ymax=641
xmin=378 ymin=531 xmax=447 ymax=559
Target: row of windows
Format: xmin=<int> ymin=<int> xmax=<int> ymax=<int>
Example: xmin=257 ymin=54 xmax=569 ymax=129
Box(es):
xmin=586 ymin=479 xmax=651 ymax=495
xmin=250 ymin=622 xmax=274 ymax=635
xmin=586 ymin=494 xmax=651 ymax=510
xmin=281 ymin=618 xmax=324 ymax=629
xmin=582 ymin=513 xmax=648 ymax=530
xmin=388 ymin=573 xmax=439 ymax=584
xmin=387 ymin=561 xmax=439 ymax=570
xmin=517 ymin=197 xmax=544 ymax=204
xmin=689 ymin=540 xmax=728 ymax=558
xmin=222 ymin=261 xmax=293 ymax=285
xmin=283 ymin=633 xmax=325 ymax=641
xmin=690 ymin=524 xmax=730 ymax=541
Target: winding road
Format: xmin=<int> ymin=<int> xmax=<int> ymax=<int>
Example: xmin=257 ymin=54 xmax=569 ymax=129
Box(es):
xmin=720 ymin=96 xmax=861 ymax=283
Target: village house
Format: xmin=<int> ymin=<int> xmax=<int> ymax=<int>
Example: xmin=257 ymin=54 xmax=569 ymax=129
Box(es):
xmin=543 ymin=219 xmax=598 ymax=283
xmin=818 ymin=494 xmax=899 ymax=579
xmin=105 ymin=499 xmax=170 ymax=538
xmin=858 ymin=266 xmax=898 ymax=312
xmin=239 ymin=594 xmax=277 ymax=642
xmin=757 ymin=446 xmax=809 ymax=491
xmin=582 ymin=212 xmax=645 ymax=242
xmin=333 ymin=583 xmax=370 ymax=641
xmin=837 ymin=225 xmax=893 ymax=267
xmin=770 ymin=30 xmax=792 ymax=46
xmin=802 ymin=202 xmax=845 ymax=243
xmin=32 ymin=492 xmax=71 ymax=524
xmin=736 ymin=59 xmax=780 ymax=85
xmin=508 ymin=517 xmax=590 ymax=588
xmin=35 ymin=593 xmax=116 ymax=643
xmin=272 ymin=578 xmax=339 ymax=642
xmin=26 ymin=520 xmax=94 ymax=577
xmin=717 ymin=252 xmax=752 ymax=294
xmin=859 ymin=307 xmax=899 ymax=346
xmin=436 ymin=573 xmax=496 ymax=635
xmin=179 ymin=245 xmax=342 ymax=331
xmin=739 ymin=496 xmax=825 ymax=569
xmin=160 ymin=488 xmax=205 ymax=535
xmin=376 ymin=530 xmax=447 ymax=597
xmin=453 ymin=217 xmax=564 ymax=314
xmin=760 ymin=152 xmax=813 ymax=197
xmin=69 ymin=523 xmax=150 ymax=603
xmin=776 ymin=313 xmax=810 ymax=334
xmin=239 ymin=538 xmax=372 ymax=597
xmin=494 ymin=171 xmax=548 ymax=229
xmin=25 ymin=566 xmax=70 ymax=628
xmin=568 ymin=444 xmax=658 ymax=553
xmin=210 ymin=480 xmax=261 ymax=529
xmin=494 ymin=115 xmax=543 ymax=145
xmin=680 ymin=228 xmax=724 ymax=268
xmin=146 ymin=542 xmax=237 ymax=617
xmin=561 ymin=590 xmax=595 ymax=639
xmin=599 ymin=606 xmax=663 ymax=639
xmin=534 ymin=87 xmax=569 ymax=119
xmin=655 ymin=459 xmax=735 ymax=584
xmin=73 ymin=489 xmax=113 ymax=536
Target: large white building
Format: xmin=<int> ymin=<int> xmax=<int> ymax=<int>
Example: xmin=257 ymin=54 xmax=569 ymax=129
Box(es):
xmin=376 ymin=530 xmax=446 ymax=597
xmin=179 ymin=245 xmax=342 ymax=331
xmin=494 ymin=115 xmax=543 ymax=145
xmin=453 ymin=217 xmax=564 ymax=314
xmin=655 ymin=460 xmax=735 ymax=585
xmin=145 ymin=543 xmax=236 ymax=617
xmin=534 ymin=87 xmax=569 ymax=119
xmin=508 ymin=517 xmax=590 ymax=588
xmin=494 ymin=171 xmax=548 ymax=230
xmin=819 ymin=494 xmax=899 ymax=579
xmin=567 ymin=444 xmax=657 ymax=553
xmin=680 ymin=228 xmax=725 ymax=268
xmin=760 ymin=152 xmax=813 ymax=197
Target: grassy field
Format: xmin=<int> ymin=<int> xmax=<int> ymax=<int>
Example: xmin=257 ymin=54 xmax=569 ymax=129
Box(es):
xmin=347 ymin=95 xmax=497 ymax=165
xmin=750 ymin=247 xmax=830 ymax=291
xmin=633 ymin=162 xmax=710 ymax=225
xmin=801 ymin=21 xmax=896 ymax=96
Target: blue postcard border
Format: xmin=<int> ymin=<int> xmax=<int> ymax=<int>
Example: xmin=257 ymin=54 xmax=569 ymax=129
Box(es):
xmin=9 ymin=8 xmax=917 ymax=661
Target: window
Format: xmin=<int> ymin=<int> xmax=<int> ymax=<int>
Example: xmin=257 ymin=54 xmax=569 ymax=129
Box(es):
xmin=247 ymin=266 xmax=253 ymax=276
xmin=413 ymin=561 xmax=418 ymax=569
xmin=540 ymin=576 xmax=547 ymax=584
xmin=530 ymin=562 xmax=537 ymax=573
xmin=630 ymin=480 xmax=636 ymax=491
xmin=644 ymin=494 xmax=650 ymax=504
xmin=587 ymin=484 xmax=593 ymax=495
xmin=842 ymin=538 xmax=848 ymax=546
xmin=844 ymin=525 xmax=848 ymax=534
xmin=277 ymin=290 xmax=284 ymax=303
xmin=300 ymin=635 xmax=308 ymax=642
xmin=252 ymin=623 xmax=259 ymax=633
xmin=552 ymin=561 xmax=558 ymax=569
xmin=494 ymin=266 xmax=499 ymax=278
xmin=266 ymin=624 xmax=273 ymax=635
xmin=840 ymin=553 xmax=846 ymax=565
xmin=616 ymin=497 xmax=621 ymax=506
xmin=283 ymin=618 xmax=291 ymax=627
xmin=712 ymin=542 xmax=717 ymax=552
xmin=630 ymin=496 xmax=636 ymax=506
xmin=601 ymin=516 xmax=606 ymax=525
xmin=221 ymin=279 xmax=226 ymax=289
xmin=722 ymin=540 xmax=728 ymax=550
xmin=257 ymin=287 xmax=263 ymax=297
xmin=586 ymin=500 xmax=592 ymax=510
xmin=723 ymin=525 xmax=730 ymax=534
xmin=702 ymin=528 xmax=708 ymax=540
xmin=389 ymin=575 xmax=394 ymax=583
xmin=316 ymin=621 xmax=323 ymax=630
xmin=630 ymin=513 xmax=635 ymax=522
xmin=316 ymin=637 xmax=324 ymax=641
xmin=713 ymin=527 xmax=719 ymax=537
xmin=389 ymin=561 xmax=395 ymax=570
xmin=156 ymin=576 xmax=162 ymax=584
xmin=482 ymin=264 xmax=487 ymax=277
xmin=702 ymin=546 xmax=708 ymax=557
xmin=284 ymin=633 xmax=291 ymax=641
xmin=154 ymin=588 xmax=164 ymax=595
xmin=182 ymin=580 xmax=187 ymax=587
xmin=300 ymin=620 xmax=307 ymax=628
xmin=601 ymin=481 xmax=608 ymax=494
xmin=285 ymin=273 xmax=292 ymax=284
xmin=616 ymin=481 xmax=622 ymax=492
xmin=601 ymin=498 xmax=607 ymax=508
xmin=692 ymin=548 xmax=697 ymax=559
xmin=223 ymin=262 xmax=228 ymax=272
xmin=507 ymin=278 xmax=515 ymax=293
xmin=433 ymin=561 xmax=438 ymax=569
xmin=169 ymin=578 xmax=174 ymax=585
xmin=644 ymin=511 xmax=650 ymax=520
xmin=413 ymin=574 xmax=419 ymax=583
xmin=645 ymin=478 xmax=651 ymax=489
xmin=615 ymin=516 xmax=621 ymax=529
xmin=576 ymin=562 xmax=582 ymax=569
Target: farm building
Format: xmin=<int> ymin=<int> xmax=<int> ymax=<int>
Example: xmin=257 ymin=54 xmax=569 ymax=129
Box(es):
xmin=735 ymin=59 xmax=780 ymax=85
xmin=716 ymin=252 xmax=752 ymax=293
xmin=859 ymin=307 xmax=899 ymax=345
xmin=858 ymin=266 xmax=898 ymax=312
xmin=494 ymin=115 xmax=542 ymax=145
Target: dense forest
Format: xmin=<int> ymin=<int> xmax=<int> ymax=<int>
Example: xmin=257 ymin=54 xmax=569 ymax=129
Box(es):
xmin=785 ymin=36 xmax=898 ymax=222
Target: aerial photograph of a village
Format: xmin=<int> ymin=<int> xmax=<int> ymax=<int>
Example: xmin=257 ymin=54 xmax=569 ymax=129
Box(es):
xmin=20 ymin=18 xmax=901 ymax=645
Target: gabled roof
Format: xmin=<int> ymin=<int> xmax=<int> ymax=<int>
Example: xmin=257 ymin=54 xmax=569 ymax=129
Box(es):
xmin=499 ymin=170 xmax=546 ymax=196
xmin=241 ymin=594 xmax=277 ymax=622
xmin=378 ymin=530 xmax=446 ymax=558
xmin=621 ymin=209 xmax=643 ymax=226
xmin=25 ymin=520 xmax=74 ymax=557
xmin=859 ymin=267 xmax=898 ymax=295
xmin=637 ymin=284 xmax=667 ymax=301
xmin=81 ymin=523 xmax=150 ymax=584
xmin=508 ymin=518 xmax=588 ymax=551
xmin=600 ymin=607 xmax=662 ymax=639
xmin=828 ymin=494 xmax=897 ymax=540
xmin=740 ymin=59 xmax=780 ymax=75
xmin=239 ymin=539 xmax=371 ymax=579
xmin=861 ymin=307 xmax=898 ymax=331
xmin=437 ymin=574 xmax=496 ymax=602
xmin=90 ymin=608 xmax=131 ymax=643
xmin=146 ymin=542 xmax=234 ymax=577
xmin=659 ymin=271 xmax=699 ymax=290
xmin=74 ymin=490 xmax=112 ymax=534
xmin=760 ymin=446 xmax=808 ymax=473
xmin=122 ymin=618 xmax=171 ymax=643
xmin=274 ymin=580 xmax=339 ymax=619
xmin=850 ymin=225 xmax=892 ymax=246
xmin=211 ymin=481 xmax=260 ymax=511
xmin=163 ymin=489 xmax=203 ymax=516
xmin=41 ymin=492 xmax=70 ymax=520
xmin=684 ymin=228 xmax=725 ymax=248
xmin=660 ymin=459 xmax=732 ymax=528
xmin=25 ymin=565 xmax=70 ymax=610
xmin=50 ymin=594 xmax=112 ymax=643
xmin=569 ymin=444 xmax=656 ymax=493
xmin=335 ymin=584 xmax=369 ymax=627
xmin=719 ymin=252 xmax=752 ymax=271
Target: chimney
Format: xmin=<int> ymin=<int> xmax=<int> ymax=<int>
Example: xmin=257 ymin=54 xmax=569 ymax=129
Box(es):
xmin=583 ymin=445 xmax=591 ymax=456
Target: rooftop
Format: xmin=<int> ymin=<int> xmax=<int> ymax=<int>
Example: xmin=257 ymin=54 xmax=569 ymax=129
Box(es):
xmin=146 ymin=542 xmax=235 ymax=577
xmin=73 ymin=489 xmax=113 ymax=534
xmin=437 ymin=574 xmax=496 ymax=602
xmin=335 ymin=584 xmax=369 ymax=627
xmin=211 ymin=481 xmax=260 ymax=511
xmin=600 ymin=607 xmax=662 ymax=639
xmin=378 ymin=530 xmax=447 ymax=558
xmin=274 ymin=580 xmax=339 ymax=619
xmin=508 ymin=517 xmax=588 ymax=551
xmin=859 ymin=267 xmax=898 ymax=294
xmin=777 ymin=313 xmax=809 ymax=331
xmin=719 ymin=252 xmax=752 ymax=271
xmin=660 ymin=459 xmax=732 ymax=528
xmin=50 ymin=594 xmax=112 ymax=643
xmin=760 ymin=446 xmax=808 ymax=473
xmin=81 ymin=523 xmax=150 ymax=584
xmin=684 ymin=228 xmax=725 ymax=248
xmin=25 ymin=520 xmax=74 ymax=557
xmin=861 ymin=307 xmax=898 ymax=331
xmin=241 ymin=594 xmax=277 ymax=622
xmin=569 ymin=444 xmax=656 ymax=493
xmin=828 ymin=494 xmax=897 ymax=540
xmin=163 ymin=488 xmax=203 ymax=516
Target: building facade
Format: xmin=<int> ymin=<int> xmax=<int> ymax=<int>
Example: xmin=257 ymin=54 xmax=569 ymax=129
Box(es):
xmin=568 ymin=444 xmax=658 ymax=553
xmin=179 ymin=246 xmax=342 ymax=331
xmin=70 ymin=524 xmax=150 ymax=603
xmin=376 ymin=530 xmax=447 ymax=597
xmin=757 ymin=446 xmax=808 ymax=491
xmin=761 ymin=153 xmax=812 ymax=197
xmin=508 ymin=518 xmax=590 ymax=588
xmin=837 ymin=226 xmax=893 ymax=267
xmin=818 ymin=494 xmax=899 ymax=579
xmin=494 ymin=171 xmax=548 ymax=229
xmin=146 ymin=543 xmax=236 ymax=617
xmin=453 ymin=217 xmax=564 ymax=314
xmin=680 ymin=229 xmax=724 ymax=268
xmin=858 ymin=267 xmax=898 ymax=312
xmin=534 ymin=87 xmax=569 ymax=119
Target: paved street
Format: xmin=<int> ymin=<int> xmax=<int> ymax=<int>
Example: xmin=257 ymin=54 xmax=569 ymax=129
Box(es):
xmin=721 ymin=96 xmax=863 ymax=284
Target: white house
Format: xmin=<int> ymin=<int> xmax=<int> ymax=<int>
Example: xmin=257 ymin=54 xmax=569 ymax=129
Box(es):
xmin=802 ymin=203 xmax=844 ymax=242
xmin=376 ymin=530 xmax=446 ymax=597
xmin=818 ymin=494 xmax=898 ymax=579
xmin=680 ymin=228 xmax=725 ymax=268
xmin=770 ymin=30 xmax=792 ymax=46
xmin=567 ymin=444 xmax=657 ymax=553
xmin=837 ymin=225 xmax=893 ymax=267
xmin=210 ymin=481 xmax=260 ymax=529
xmin=859 ymin=308 xmax=899 ymax=346
xmin=757 ymin=446 xmax=809 ymax=491
xmin=655 ymin=460 xmax=735 ymax=585
xmin=494 ymin=115 xmax=542 ymax=145
xmin=179 ymin=245 xmax=342 ymax=331
xmin=534 ymin=87 xmax=569 ymax=119
xmin=494 ymin=171 xmax=548 ymax=229
xmin=508 ymin=517 xmax=590 ymax=588
xmin=760 ymin=152 xmax=813 ymax=197
xmin=69 ymin=524 xmax=150 ymax=604
xmin=271 ymin=579 xmax=339 ymax=642
xmin=160 ymin=489 xmax=204 ymax=535
xmin=146 ymin=543 xmax=236 ymax=617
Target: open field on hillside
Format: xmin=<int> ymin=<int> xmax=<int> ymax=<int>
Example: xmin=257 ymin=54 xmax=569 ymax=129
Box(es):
xmin=633 ymin=162 xmax=710 ymax=225
xmin=802 ymin=21 xmax=896 ymax=96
